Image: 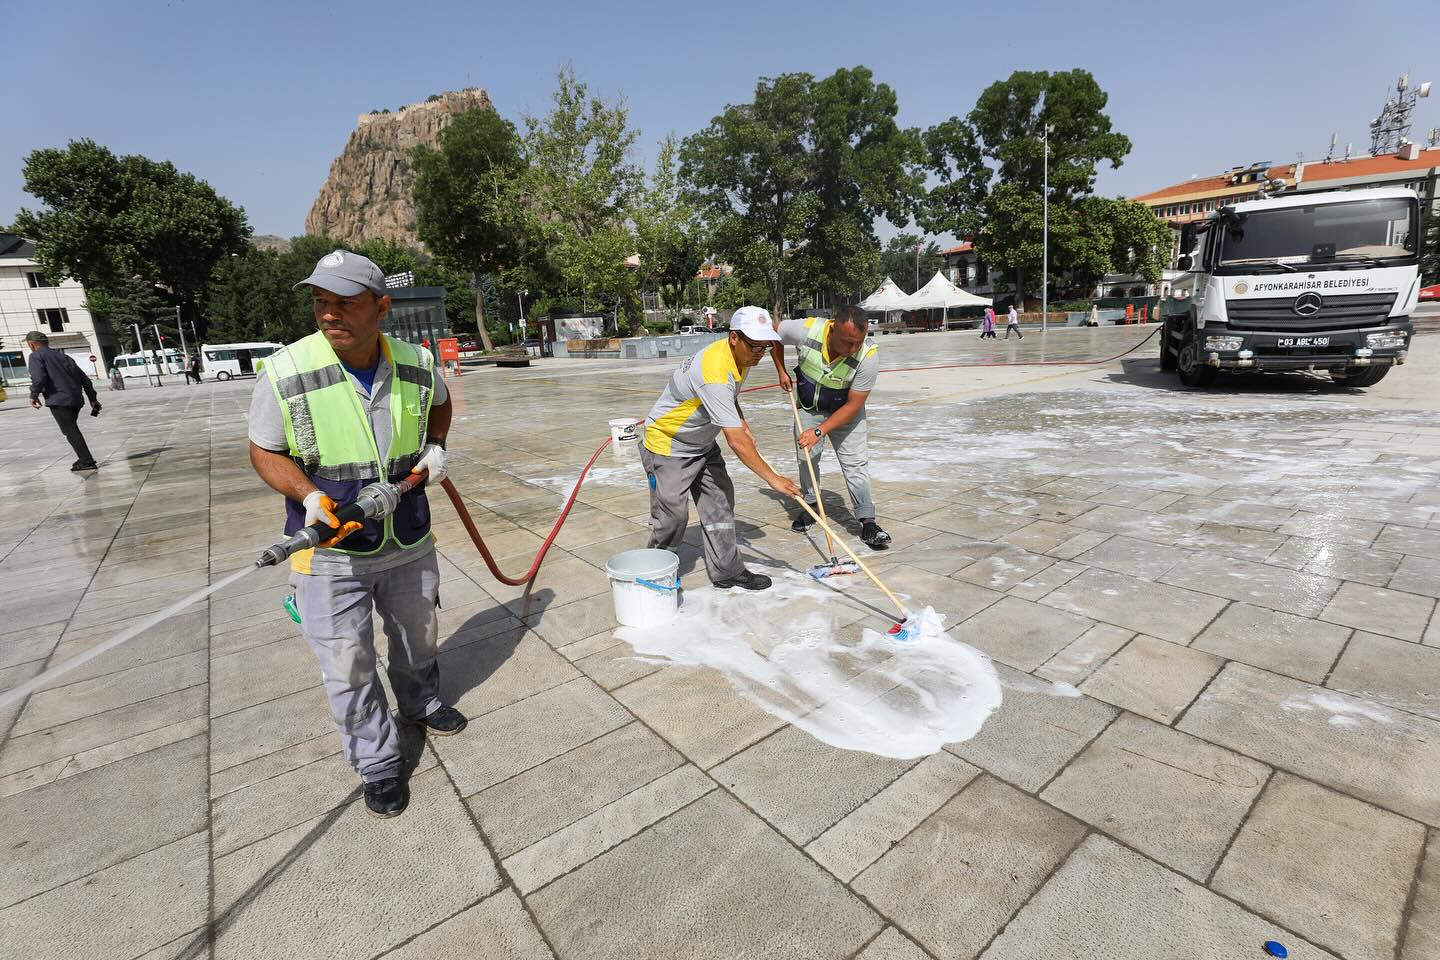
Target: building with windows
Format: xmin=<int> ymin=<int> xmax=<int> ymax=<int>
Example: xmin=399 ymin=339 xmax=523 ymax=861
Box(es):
xmin=937 ymin=242 xmax=999 ymax=297
xmin=0 ymin=234 xmax=118 ymax=383
xmin=1134 ymin=149 xmax=1439 ymax=230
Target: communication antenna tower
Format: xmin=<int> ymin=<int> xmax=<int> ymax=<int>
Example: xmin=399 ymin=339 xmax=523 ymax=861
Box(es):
xmin=1369 ymin=73 xmax=1432 ymax=155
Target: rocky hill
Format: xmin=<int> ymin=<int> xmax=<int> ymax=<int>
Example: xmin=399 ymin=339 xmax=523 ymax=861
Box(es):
xmin=305 ymin=88 xmax=494 ymax=248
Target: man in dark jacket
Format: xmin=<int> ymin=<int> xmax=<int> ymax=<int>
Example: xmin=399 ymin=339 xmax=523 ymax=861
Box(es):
xmin=26 ymin=331 xmax=101 ymax=471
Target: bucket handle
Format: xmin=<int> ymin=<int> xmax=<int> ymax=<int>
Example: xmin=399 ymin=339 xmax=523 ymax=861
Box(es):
xmin=635 ymin=577 xmax=681 ymax=593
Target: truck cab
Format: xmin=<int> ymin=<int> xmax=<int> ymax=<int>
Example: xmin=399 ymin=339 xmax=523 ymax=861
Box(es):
xmin=1160 ymin=186 xmax=1420 ymax=388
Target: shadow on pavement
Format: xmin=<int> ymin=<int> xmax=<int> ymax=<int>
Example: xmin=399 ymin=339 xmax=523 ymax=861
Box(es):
xmin=1102 ymin=357 xmax=1354 ymax=396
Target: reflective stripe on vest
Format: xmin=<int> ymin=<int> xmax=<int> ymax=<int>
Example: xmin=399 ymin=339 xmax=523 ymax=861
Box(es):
xmin=266 ymin=331 xmax=434 ymax=554
xmin=795 ymin=318 xmax=878 ymax=396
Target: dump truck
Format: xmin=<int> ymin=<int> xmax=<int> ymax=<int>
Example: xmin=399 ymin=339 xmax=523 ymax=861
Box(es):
xmin=1160 ymin=186 xmax=1422 ymax=388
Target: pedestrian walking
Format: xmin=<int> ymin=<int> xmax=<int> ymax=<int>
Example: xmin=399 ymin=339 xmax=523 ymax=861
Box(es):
xmin=25 ymin=331 xmax=101 ymax=471
xmin=773 ymin=305 xmax=891 ymax=549
xmin=1005 ymin=304 xmax=1023 ymax=339
xmin=641 ymin=306 xmax=801 ymax=591
xmin=247 ymin=249 xmax=464 ymax=820
xmin=109 ymin=365 xmax=125 ymax=391
xmin=980 ymin=307 xmax=997 ymax=339
xmin=187 ymin=352 xmax=203 ymax=385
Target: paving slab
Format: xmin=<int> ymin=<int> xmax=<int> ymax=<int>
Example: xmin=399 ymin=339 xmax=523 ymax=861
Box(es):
xmin=1319 ymin=581 xmax=1435 ymax=642
xmin=213 ymin=767 xmax=501 ymax=960
xmin=1179 ymin=663 xmax=1440 ymax=826
xmin=954 ymin=595 xmax=1093 ymax=671
xmin=855 ymin=928 xmax=933 ymax=960
xmin=209 ymin=686 xmax=336 ymax=774
xmin=713 ymin=724 xmax=917 ymax=844
xmin=12 ymin=649 xmax=207 ymax=736
xmin=1042 ymin=712 xmax=1269 ymax=880
xmin=1040 ymin=567 xmax=1227 ymax=643
xmin=1212 ymin=773 xmax=1425 ymax=960
xmin=380 ymin=888 xmax=554 ymax=960
xmin=945 ymin=662 xmax=1116 ymax=791
xmin=980 ymin=834 xmax=1340 ymax=960
xmin=466 ymin=720 xmax=683 ymax=858
xmin=1191 ymin=602 xmax=1350 ymax=684
xmin=429 ymin=676 xmax=632 ymax=796
xmin=1404 ymin=831 xmax=1440 ymax=960
xmin=0 ymin=830 xmax=209 ymax=960
xmin=806 ymin=751 xmax=980 ymax=883
xmin=1326 ymin=630 xmax=1440 ymax=720
xmin=0 ymin=734 xmax=207 ymax=909
xmin=611 ymin=663 xmax=786 ymax=769
xmin=1034 ymin=623 xmax=1134 ymax=685
xmin=528 ymin=789 xmax=881 ymax=960
xmin=504 ymin=764 xmax=715 ymax=893
xmin=1079 ymin=634 xmax=1224 ymax=724
xmin=854 ymin=775 xmax=1085 ymax=960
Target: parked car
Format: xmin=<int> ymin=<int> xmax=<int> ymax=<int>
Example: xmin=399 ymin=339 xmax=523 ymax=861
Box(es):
xmin=455 ymin=335 xmax=479 ymax=352
xmin=1420 ymin=283 xmax=1440 ymax=302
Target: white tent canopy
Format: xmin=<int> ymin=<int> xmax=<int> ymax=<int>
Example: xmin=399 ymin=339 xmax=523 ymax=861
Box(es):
xmin=859 ymin=276 xmax=912 ymax=312
xmin=901 ymin=270 xmax=992 ymax=310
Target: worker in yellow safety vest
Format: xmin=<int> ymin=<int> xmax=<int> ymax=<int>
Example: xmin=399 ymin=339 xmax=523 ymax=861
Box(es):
xmin=247 ymin=250 xmax=466 ymax=820
xmin=772 ymin=305 xmax=890 ymax=549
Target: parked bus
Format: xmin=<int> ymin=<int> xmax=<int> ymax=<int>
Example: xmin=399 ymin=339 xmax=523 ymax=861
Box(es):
xmin=112 ymin=349 xmax=185 ymax=378
xmin=200 ymin=342 xmax=282 ymax=380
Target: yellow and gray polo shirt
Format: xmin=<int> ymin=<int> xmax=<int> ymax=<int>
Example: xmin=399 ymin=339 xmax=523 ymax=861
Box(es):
xmin=643 ymin=339 xmax=747 ymax=458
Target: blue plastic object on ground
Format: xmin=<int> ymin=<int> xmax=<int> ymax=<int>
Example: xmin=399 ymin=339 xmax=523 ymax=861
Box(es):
xmin=1263 ymin=940 xmax=1288 ymax=958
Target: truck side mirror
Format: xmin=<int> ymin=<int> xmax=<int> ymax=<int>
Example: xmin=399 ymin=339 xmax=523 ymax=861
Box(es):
xmin=1177 ymin=254 xmax=1194 ymax=271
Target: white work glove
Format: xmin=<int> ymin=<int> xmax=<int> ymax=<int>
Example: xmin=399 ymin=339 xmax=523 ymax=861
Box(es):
xmin=302 ymin=490 xmax=336 ymax=527
xmin=412 ymin=442 xmax=448 ymax=486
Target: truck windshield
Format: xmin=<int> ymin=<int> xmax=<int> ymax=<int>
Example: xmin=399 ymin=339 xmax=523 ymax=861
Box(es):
xmin=1217 ymin=197 xmax=1417 ymax=271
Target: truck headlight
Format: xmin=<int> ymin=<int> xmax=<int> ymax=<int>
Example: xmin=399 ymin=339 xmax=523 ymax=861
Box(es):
xmin=1366 ymin=332 xmax=1408 ymax=350
xmin=1204 ymin=336 xmax=1244 ymax=351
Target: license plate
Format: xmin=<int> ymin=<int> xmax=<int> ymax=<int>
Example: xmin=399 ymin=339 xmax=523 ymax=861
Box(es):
xmin=1276 ymin=337 xmax=1330 ymax=348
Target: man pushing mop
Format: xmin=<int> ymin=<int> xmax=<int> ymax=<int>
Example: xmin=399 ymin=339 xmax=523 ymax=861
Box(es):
xmin=640 ymin=306 xmax=802 ymax=591
xmin=772 ymin=304 xmax=891 ymax=550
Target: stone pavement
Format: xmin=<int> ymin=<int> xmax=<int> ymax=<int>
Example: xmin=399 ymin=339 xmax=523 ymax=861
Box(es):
xmin=2 ymin=322 xmax=1439 ymax=959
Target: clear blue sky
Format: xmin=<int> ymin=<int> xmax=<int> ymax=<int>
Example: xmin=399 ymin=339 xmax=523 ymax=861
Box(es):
xmin=6 ymin=0 xmax=1437 ymax=240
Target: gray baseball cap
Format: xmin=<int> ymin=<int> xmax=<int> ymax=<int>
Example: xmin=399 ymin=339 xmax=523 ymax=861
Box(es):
xmin=293 ymin=250 xmax=388 ymax=297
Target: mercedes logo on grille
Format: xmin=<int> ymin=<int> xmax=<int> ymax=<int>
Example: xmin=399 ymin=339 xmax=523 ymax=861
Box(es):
xmin=1292 ymin=292 xmax=1323 ymax=317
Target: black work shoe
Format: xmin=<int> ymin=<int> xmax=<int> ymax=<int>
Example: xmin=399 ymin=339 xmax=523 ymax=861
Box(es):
xmin=791 ymin=509 xmax=817 ymax=532
xmin=363 ymin=777 xmax=409 ymax=818
xmin=860 ymin=521 xmax=892 ymax=550
xmin=713 ymin=569 xmax=772 ymax=591
xmin=417 ymin=705 xmax=467 ymax=736
xmin=71 ymin=461 xmax=97 ymax=472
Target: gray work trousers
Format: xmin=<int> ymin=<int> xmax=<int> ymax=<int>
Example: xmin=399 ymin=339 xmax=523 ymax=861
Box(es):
xmin=795 ymin=407 xmax=875 ymax=521
xmin=640 ymin=443 xmax=745 ymax=583
xmin=291 ymin=550 xmax=444 ymax=783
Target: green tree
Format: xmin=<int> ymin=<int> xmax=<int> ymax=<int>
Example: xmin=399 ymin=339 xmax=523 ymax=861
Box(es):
xmin=523 ymin=68 xmax=644 ymax=334
xmin=13 ymin=139 xmax=250 ymax=326
xmin=683 ymin=67 xmax=923 ymax=316
xmin=919 ymin=69 xmax=1130 ymax=305
xmin=632 ymin=135 xmax=705 ymax=327
xmin=411 ymin=108 xmax=528 ymax=351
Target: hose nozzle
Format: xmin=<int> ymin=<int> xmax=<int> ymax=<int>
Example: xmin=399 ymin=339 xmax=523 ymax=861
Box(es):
xmin=256 ymin=475 xmax=421 ymax=567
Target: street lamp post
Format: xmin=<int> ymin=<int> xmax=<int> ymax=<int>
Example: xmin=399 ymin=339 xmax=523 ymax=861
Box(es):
xmin=517 ymin=290 xmax=528 ymax=342
xmin=175 ymin=305 xmax=189 ymax=378
xmin=1042 ymin=123 xmax=1050 ymax=334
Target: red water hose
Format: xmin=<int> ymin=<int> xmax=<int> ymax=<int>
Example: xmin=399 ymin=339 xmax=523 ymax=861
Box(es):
xmin=439 ymin=327 xmax=1160 ymax=586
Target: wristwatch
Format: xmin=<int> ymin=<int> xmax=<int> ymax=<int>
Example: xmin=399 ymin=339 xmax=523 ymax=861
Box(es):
xmin=426 ymin=437 xmax=447 ymax=449
xmin=812 ymin=427 xmax=823 ymax=439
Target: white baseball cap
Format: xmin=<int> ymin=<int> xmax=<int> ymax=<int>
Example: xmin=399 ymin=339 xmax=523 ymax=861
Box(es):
xmin=729 ymin=305 xmax=782 ymax=342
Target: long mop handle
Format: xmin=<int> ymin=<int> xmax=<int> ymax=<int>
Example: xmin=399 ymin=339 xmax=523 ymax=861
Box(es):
xmin=787 ymin=385 xmax=837 ymax=560
xmin=791 ymin=497 xmax=907 ymax=620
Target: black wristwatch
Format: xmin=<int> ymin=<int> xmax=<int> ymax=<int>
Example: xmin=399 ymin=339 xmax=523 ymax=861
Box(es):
xmin=812 ymin=427 xmax=823 ymax=439
xmin=426 ymin=437 xmax=447 ymax=449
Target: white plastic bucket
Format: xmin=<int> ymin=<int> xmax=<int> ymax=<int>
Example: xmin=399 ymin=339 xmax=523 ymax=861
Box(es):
xmin=606 ymin=548 xmax=680 ymax=627
xmin=609 ymin=418 xmax=639 ymax=445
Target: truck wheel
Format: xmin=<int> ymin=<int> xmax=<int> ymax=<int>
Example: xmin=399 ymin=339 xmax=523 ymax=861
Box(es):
xmin=1176 ymin=328 xmax=1218 ymax=388
xmin=1159 ymin=321 xmax=1178 ymax=371
xmin=1332 ymin=366 xmax=1390 ymax=388
xmin=217 ymin=371 xmax=232 ymax=381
